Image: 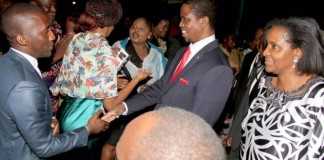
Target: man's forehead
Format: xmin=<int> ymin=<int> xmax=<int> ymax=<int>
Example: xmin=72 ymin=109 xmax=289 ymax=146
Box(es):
xmin=13 ymin=11 xmax=49 ymax=30
xmin=33 ymin=0 xmax=56 ymax=8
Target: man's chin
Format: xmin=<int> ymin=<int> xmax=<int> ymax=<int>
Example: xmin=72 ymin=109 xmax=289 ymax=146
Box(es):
xmin=40 ymin=51 xmax=52 ymax=58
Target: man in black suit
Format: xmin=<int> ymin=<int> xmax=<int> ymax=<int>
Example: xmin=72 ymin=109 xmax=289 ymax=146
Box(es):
xmin=0 ymin=3 xmax=109 ymax=160
xmin=110 ymin=0 xmax=233 ymax=126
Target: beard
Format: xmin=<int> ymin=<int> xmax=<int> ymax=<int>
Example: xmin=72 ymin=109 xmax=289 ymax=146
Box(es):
xmin=39 ymin=44 xmax=53 ymax=58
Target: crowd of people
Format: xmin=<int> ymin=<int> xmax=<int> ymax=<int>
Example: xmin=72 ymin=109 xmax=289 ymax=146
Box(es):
xmin=1 ymin=0 xmax=324 ymax=160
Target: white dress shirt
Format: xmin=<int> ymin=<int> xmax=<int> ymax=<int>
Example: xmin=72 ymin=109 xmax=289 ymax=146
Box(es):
xmin=11 ymin=48 xmax=42 ymax=77
xmin=186 ymin=34 xmax=216 ymax=66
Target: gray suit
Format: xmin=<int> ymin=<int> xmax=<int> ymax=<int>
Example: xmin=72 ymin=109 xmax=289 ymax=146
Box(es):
xmin=0 ymin=49 xmax=88 ymax=160
xmin=126 ymin=40 xmax=234 ymax=125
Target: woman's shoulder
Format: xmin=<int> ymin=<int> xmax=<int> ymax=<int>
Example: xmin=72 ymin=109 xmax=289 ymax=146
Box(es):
xmin=304 ymin=76 xmax=324 ymax=98
xmin=149 ymin=43 xmax=162 ymax=52
xmin=73 ymin=32 xmax=108 ymax=45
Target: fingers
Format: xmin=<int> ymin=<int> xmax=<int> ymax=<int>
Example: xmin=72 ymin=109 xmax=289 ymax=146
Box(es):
xmin=101 ymin=111 xmax=119 ymax=123
xmin=137 ymin=68 xmax=150 ymax=74
xmin=103 ymin=123 xmax=109 ymax=131
xmin=94 ymin=110 xmax=104 ymax=117
xmin=87 ymin=111 xmax=111 ymax=134
xmin=223 ymin=136 xmax=232 ymax=147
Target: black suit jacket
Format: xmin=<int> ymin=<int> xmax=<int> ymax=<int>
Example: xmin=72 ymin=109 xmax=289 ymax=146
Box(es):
xmin=229 ymin=51 xmax=264 ymax=151
xmin=0 ymin=49 xmax=88 ymax=160
xmin=126 ymin=40 xmax=234 ymax=125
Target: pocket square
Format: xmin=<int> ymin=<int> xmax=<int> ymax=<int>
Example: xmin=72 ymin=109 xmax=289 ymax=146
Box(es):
xmin=179 ymin=78 xmax=189 ymax=86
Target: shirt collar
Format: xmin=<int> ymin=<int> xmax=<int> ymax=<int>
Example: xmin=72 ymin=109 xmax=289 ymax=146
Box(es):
xmin=189 ymin=34 xmax=216 ymax=56
xmin=10 ymin=48 xmax=42 ymax=76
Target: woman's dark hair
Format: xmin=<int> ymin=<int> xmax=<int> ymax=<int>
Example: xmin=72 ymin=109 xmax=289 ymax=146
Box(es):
xmin=151 ymin=16 xmax=169 ymax=28
xmin=265 ymin=17 xmax=324 ymax=76
xmin=79 ymin=0 xmax=122 ymax=31
xmin=130 ymin=17 xmax=153 ymax=32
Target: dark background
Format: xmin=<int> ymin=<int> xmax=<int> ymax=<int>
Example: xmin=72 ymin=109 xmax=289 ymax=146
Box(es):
xmin=6 ymin=0 xmax=324 ymax=42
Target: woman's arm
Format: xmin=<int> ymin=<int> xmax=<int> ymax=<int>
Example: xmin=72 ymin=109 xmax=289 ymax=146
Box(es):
xmin=103 ymin=69 xmax=150 ymax=111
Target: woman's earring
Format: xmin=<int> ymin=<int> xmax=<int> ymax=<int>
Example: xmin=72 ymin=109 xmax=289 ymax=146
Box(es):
xmin=293 ymin=58 xmax=298 ymax=69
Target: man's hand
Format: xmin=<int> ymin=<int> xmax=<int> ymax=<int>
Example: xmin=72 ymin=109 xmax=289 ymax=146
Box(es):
xmin=223 ymin=135 xmax=232 ymax=147
xmin=101 ymin=110 xmax=119 ymax=123
xmin=86 ymin=111 xmax=109 ymax=135
xmin=101 ymin=103 xmax=125 ymax=122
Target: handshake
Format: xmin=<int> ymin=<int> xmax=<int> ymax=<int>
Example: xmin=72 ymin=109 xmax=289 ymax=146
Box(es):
xmin=100 ymin=103 xmax=125 ymax=123
xmin=85 ymin=103 xmax=124 ymax=135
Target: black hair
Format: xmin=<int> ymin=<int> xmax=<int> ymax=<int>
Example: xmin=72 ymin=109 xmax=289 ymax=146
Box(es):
xmin=265 ymin=17 xmax=324 ymax=76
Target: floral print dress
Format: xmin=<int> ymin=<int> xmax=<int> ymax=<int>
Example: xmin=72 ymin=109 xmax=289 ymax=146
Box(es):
xmin=50 ymin=32 xmax=125 ymax=131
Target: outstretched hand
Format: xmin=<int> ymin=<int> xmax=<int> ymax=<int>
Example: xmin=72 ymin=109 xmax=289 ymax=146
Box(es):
xmin=134 ymin=69 xmax=151 ymax=81
xmin=87 ymin=110 xmax=110 ymax=135
xmin=101 ymin=103 xmax=125 ymax=123
xmin=101 ymin=110 xmax=120 ymax=123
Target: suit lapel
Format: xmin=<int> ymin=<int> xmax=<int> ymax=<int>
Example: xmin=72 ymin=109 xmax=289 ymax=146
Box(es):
xmin=163 ymin=40 xmax=219 ymax=93
xmin=177 ymin=40 xmax=219 ymax=79
xmin=165 ymin=47 xmax=186 ymax=77
xmin=161 ymin=47 xmax=186 ymax=94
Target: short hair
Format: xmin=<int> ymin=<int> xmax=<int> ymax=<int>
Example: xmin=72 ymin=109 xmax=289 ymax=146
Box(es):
xmin=1 ymin=3 xmax=44 ymax=43
xmin=0 ymin=0 xmax=13 ymax=13
xmin=183 ymin=0 xmax=216 ymax=29
xmin=82 ymin=0 xmax=122 ymax=29
xmin=265 ymin=17 xmax=324 ymax=76
xmin=134 ymin=107 xmax=226 ymax=160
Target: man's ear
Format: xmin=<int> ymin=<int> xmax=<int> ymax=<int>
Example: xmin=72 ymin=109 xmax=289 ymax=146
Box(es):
xmin=15 ymin=34 xmax=28 ymax=46
xmin=199 ymin=16 xmax=209 ymax=27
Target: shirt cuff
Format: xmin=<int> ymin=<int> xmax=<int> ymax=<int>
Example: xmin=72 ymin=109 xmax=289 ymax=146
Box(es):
xmin=122 ymin=102 xmax=128 ymax=115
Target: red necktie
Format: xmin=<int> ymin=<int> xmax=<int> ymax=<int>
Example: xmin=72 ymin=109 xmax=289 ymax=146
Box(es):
xmin=170 ymin=47 xmax=191 ymax=82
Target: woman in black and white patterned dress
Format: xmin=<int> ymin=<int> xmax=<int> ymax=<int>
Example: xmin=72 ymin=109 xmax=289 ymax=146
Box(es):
xmin=240 ymin=17 xmax=324 ymax=160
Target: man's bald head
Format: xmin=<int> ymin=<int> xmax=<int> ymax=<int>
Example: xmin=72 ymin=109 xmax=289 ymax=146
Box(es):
xmin=30 ymin=0 xmax=53 ymax=7
xmin=1 ymin=3 xmax=54 ymax=58
xmin=1 ymin=3 xmax=44 ymax=43
xmin=116 ymin=107 xmax=226 ymax=160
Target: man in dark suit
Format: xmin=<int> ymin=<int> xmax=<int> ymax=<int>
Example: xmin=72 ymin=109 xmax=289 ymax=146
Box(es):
xmin=0 ymin=3 xmax=109 ymax=160
xmin=110 ymin=0 xmax=233 ymax=126
xmin=224 ymin=28 xmax=265 ymax=160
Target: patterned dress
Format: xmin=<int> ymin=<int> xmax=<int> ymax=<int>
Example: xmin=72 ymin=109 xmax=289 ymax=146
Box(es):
xmin=240 ymin=76 xmax=324 ymax=160
xmin=42 ymin=59 xmax=62 ymax=114
xmin=50 ymin=32 xmax=124 ymax=131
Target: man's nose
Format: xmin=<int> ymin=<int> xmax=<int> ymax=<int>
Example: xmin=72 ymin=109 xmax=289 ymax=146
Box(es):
xmin=48 ymin=30 xmax=55 ymax=41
